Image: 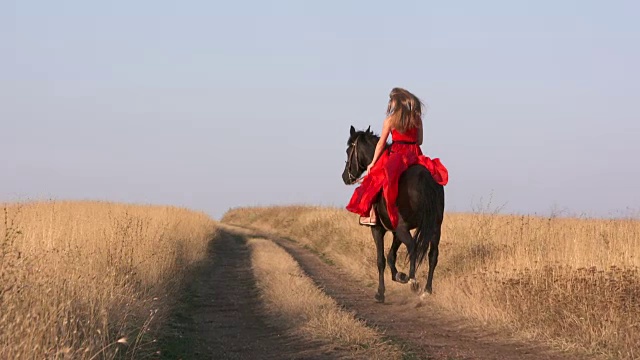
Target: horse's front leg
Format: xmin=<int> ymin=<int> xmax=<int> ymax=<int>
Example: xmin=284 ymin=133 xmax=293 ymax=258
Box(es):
xmin=387 ymin=234 xmax=408 ymax=283
xmin=395 ymin=224 xmax=420 ymax=292
xmin=371 ymin=225 xmax=387 ymax=303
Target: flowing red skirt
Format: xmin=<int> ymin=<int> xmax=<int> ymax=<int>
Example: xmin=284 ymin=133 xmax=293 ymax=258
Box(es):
xmin=346 ymin=144 xmax=448 ymax=229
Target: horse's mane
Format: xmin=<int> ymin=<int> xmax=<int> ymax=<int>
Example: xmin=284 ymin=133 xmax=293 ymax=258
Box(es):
xmin=347 ymin=126 xmax=380 ymax=146
xmin=347 ymin=126 xmax=388 ymax=148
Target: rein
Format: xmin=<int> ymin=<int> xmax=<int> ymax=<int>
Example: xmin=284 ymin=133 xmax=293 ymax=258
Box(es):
xmin=346 ymin=137 xmax=364 ymax=184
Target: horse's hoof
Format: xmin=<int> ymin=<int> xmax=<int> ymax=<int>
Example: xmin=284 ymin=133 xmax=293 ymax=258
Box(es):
xmin=394 ymin=272 xmax=409 ymax=284
xmin=410 ymin=279 xmax=420 ymax=293
xmin=375 ymin=293 xmax=385 ymax=303
xmin=420 ymin=292 xmax=430 ymax=301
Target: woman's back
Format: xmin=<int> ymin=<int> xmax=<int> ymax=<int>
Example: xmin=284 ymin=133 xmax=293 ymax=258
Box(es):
xmin=391 ymin=127 xmax=418 ymax=143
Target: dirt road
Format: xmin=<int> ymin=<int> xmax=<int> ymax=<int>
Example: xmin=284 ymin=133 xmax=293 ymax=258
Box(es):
xmin=160 ymin=224 xmax=588 ymax=359
xmin=158 ymin=229 xmax=346 ymax=359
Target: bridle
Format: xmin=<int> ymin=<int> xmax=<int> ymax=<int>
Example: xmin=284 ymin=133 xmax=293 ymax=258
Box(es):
xmin=346 ymin=137 xmax=364 ymax=184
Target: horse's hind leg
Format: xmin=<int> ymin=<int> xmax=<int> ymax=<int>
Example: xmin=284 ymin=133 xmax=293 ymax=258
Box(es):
xmin=424 ymin=227 xmax=441 ymax=294
xmin=387 ymin=234 xmax=408 ymax=283
xmin=424 ymin=189 xmax=445 ymax=295
xmin=371 ymin=225 xmax=387 ymax=303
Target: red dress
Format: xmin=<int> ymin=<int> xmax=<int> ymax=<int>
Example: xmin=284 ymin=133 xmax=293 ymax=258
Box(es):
xmin=346 ymin=127 xmax=448 ymax=229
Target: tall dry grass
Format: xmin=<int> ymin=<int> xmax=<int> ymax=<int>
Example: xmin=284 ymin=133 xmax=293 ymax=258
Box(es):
xmin=0 ymin=200 xmax=216 ymax=359
xmin=222 ymin=205 xmax=640 ymax=360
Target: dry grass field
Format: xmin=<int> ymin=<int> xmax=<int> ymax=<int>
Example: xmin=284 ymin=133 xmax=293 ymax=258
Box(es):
xmin=223 ymin=205 xmax=640 ymax=360
xmin=0 ymin=200 xmax=216 ymax=359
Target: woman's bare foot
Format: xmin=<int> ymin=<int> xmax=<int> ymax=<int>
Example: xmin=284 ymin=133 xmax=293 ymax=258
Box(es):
xmin=370 ymin=208 xmax=377 ymax=224
xmin=359 ymin=216 xmax=376 ymax=226
xmin=359 ymin=208 xmax=377 ymax=226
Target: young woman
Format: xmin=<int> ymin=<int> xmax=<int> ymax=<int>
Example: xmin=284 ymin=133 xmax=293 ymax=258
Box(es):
xmin=346 ymin=87 xmax=448 ymax=227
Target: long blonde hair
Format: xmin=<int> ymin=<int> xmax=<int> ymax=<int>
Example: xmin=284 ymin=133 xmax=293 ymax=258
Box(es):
xmin=386 ymin=87 xmax=424 ymax=133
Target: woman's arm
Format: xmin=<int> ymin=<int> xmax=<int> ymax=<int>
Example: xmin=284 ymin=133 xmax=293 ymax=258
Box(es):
xmin=367 ymin=117 xmax=392 ymax=172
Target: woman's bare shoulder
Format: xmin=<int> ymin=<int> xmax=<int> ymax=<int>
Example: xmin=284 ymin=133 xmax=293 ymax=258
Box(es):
xmin=383 ymin=116 xmax=393 ymax=128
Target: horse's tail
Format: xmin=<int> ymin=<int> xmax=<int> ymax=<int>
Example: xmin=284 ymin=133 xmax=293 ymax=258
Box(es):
xmin=413 ymin=172 xmax=443 ymax=269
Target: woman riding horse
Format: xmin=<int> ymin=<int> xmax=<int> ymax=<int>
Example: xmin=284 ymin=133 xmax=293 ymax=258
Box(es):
xmin=342 ymin=87 xmax=448 ymax=301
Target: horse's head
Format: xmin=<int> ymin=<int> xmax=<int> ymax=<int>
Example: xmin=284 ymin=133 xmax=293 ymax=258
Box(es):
xmin=342 ymin=125 xmax=378 ymax=185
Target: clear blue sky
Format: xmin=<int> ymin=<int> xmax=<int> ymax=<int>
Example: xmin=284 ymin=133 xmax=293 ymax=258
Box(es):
xmin=2 ymin=1 xmax=639 ymax=219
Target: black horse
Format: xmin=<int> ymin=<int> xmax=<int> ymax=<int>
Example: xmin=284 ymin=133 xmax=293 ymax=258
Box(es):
xmin=342 ymin=125 xmax=445 ymax=302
